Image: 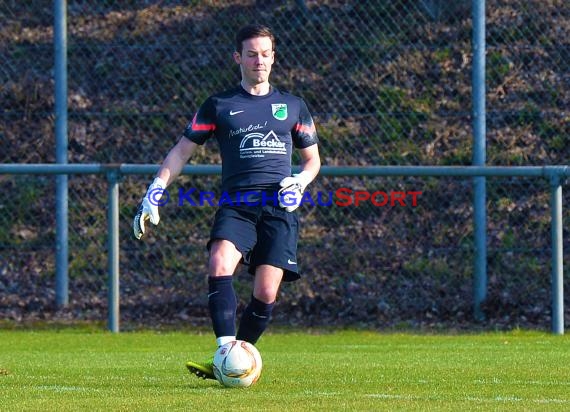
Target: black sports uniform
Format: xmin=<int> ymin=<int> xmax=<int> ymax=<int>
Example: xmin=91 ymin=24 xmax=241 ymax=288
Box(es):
xmin=183 ymin=85 xmax=318 ymax=281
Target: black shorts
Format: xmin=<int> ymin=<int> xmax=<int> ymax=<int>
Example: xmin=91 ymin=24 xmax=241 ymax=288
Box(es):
xmin=208 ymin=203 xmax=301 ymax=282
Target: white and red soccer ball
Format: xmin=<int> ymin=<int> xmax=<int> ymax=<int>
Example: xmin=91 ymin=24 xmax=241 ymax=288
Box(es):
xmin=212 ymin=340 xmax=263 ymax=388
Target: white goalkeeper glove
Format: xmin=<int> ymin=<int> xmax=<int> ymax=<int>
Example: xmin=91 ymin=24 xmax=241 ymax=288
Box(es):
xmin=278 ymin=171 xmax=312 ymax=212
xmin=133 ymin=177 xmax=166 ymax=240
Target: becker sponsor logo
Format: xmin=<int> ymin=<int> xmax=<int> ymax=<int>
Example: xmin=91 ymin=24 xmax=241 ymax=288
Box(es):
xmin=239 ymin=130 xmax=287 ymax=158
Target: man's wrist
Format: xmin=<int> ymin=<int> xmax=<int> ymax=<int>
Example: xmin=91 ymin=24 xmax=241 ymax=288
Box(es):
xmin=144 ymin=177 xmax=167 ymax=203
xmin=295 ymin=171 xmax=312 ymax=189
xmin=150 ymin=177 xmax=166 ymax=190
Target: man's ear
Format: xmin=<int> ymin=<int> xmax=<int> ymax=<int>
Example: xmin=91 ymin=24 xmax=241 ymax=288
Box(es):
xmin=233 ymin=51 xmax=241 ymax=64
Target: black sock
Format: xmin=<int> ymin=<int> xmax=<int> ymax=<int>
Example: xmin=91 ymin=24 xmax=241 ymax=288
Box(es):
xmin=208 ymin=276 xmax=237 ymax=338
xmin=236 ymin=295 xmax=274 ymax=345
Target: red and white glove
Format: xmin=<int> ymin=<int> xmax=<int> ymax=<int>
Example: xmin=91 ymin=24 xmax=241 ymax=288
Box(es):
xmin=133 ymin=177 xmax=166 ymax=240
xmin=278 ymin=171 xmax=312 ymax=212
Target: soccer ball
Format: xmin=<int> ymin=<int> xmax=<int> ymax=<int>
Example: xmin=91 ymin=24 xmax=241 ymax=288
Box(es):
xmin=212 ymin=340 xmax=263 ymax=388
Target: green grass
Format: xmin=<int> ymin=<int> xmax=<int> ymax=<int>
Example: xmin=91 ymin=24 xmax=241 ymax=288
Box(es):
xmin=1 ymin=329 xmax=570 ymax=411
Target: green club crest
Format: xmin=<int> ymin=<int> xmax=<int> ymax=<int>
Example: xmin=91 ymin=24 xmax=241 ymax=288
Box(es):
xmin=271 ymin=104 xmax=288 ymax=121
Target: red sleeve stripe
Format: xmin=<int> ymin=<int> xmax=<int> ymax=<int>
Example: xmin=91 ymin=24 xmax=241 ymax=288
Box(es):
xmin=294 ymin=122 xmax=316 ymax=136
xmin=191 ymin=113 xmax=216 ymax=132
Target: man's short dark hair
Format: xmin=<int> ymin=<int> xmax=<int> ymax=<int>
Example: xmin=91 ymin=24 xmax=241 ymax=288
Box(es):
xmin=235 ymin=24 xmax=276 ymax=54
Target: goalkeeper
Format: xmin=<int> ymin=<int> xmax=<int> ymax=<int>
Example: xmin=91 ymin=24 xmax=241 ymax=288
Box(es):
xmin=133 ymin=24 xmax=320 ymax=380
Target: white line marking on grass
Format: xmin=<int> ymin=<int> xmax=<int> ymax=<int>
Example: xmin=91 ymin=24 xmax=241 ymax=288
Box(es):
xmin=532 ymin=398 xmax=570 ymax=404
xmin=365 ymin=394 xmax=423 ymax=401
xmin=494 ymin=396 xmax=523 ymax=402
xmin=515 ymin=379 xmax=570 ymax=386
xmin=368 ymin=394 xmax=570 ymax=405
xmin=475 ymin=378 xmax=570 ymax=387
xmin=302 ymin=389 xmax=341 ymax=397
xmin=466 ymin=395 xmax=570 ymax=405
xmin=36 ymin=385 xmax=101 ymax=393
xmin=36 ymin=385 xmax=99 ymax=393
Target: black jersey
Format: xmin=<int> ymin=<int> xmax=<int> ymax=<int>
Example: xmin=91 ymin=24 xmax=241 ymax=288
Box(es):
xmin=183 ymin=85 xmax=318 ymax=194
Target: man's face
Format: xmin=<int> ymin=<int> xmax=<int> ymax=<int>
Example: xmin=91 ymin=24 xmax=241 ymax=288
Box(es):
xmin=234 ymin=36 xmax=274 ymax=86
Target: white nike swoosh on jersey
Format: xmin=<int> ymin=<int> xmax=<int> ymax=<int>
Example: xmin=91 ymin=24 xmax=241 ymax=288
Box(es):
xmin=287 ymin=259 xmax=297 ymax=265
xmin=229 ymin=110 xmax=244 ymax=116
xmin=207 ymin=291 xmax=220 ymax=298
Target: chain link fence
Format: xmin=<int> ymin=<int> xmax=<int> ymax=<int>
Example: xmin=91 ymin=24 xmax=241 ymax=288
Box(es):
xmin=1 ymin=1 xmax=569 ymax=329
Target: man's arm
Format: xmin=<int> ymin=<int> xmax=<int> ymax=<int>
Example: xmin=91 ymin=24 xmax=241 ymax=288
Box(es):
xmin=133 ymin=136 xmax=199 ymax=239
xmin=297 ymin=143 xmax=321 ymax=185
xmin=156 ymin=136 xmax=199 ymax=187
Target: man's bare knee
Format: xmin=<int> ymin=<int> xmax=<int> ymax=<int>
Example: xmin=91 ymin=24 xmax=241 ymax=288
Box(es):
xmin=209 ymin=239 xmax=241 ymax=275
xmin=253 ymin=265 xmax=283 ymax=303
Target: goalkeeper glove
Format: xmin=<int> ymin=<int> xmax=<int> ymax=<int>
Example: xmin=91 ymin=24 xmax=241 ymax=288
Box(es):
xmin=278 ymin=171 xmax=312 ymax=212
xmin=133 ymin=177 xmax=166 ymax=240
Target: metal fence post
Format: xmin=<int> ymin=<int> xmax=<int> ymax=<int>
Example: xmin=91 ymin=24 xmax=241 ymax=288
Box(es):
xmin=107 ymin=168 xmax=120 ymax=332
xmin=550 ymin=174 xmax=564 ymax=334
xmin=472 ymin=0 xmax=487 ymax=321
xmin=54 ymin=0 xmax=69 ymax=307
